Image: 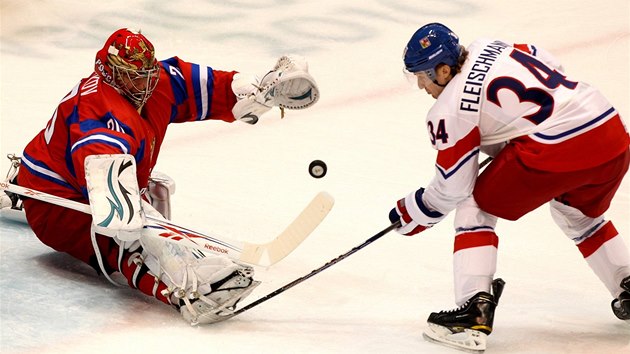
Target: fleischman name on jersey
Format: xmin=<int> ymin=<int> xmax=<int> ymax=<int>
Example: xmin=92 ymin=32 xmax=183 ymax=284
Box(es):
xmin=459 ymin=40 xmax=509 ymax=113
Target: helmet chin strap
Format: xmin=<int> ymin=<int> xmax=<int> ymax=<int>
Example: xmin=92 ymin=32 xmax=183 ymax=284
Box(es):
xmin=433 ymin=80 xmax=447 ymax=88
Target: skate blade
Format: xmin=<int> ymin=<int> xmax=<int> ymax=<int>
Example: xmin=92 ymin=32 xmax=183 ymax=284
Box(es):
xmin=423 ymin=323 xmax=487 ymax=354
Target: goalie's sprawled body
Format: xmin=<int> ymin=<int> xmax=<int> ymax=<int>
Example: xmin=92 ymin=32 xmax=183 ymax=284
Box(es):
xmin=3 ymin=28 xmax=319 ymax=324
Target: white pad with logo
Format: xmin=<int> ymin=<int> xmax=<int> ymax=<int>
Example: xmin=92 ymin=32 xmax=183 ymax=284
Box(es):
xmin=85 ymin=154 xmax=145 ymax=241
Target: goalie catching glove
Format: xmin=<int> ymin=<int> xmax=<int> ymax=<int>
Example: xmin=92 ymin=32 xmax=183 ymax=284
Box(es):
xmin=389 ymin=188 xmax=445 ymax=236
xmin=232 ymin=54 xmax=320 ymax=124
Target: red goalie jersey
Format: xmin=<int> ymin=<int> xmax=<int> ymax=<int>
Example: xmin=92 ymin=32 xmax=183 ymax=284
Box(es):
xmin=19 ymin=57 xmax=238 ymax=202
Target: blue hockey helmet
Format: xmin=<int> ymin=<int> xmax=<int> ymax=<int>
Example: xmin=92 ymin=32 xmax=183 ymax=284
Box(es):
xmin=403 ymin=23 xmax=462 ymax=79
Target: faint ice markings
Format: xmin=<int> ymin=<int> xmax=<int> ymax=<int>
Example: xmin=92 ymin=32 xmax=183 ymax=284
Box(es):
xmin=217 ymin=0 xmax=297 ymax=9
xmin=202 ymin=0 xmax=479 ymax=55
xmin=0 ymin=0 xmax=478 ymax=57
xmin=375 ymin=0 xmax=479 ymax=16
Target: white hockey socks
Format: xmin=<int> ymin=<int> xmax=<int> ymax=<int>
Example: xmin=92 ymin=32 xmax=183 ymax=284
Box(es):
xmin=453 ymin=231 xmax=499 ymax=306
xmin=577 ymin=222 xmax=630 ymax=298
xmin=550 ymin=200 xmax=630 ymax=298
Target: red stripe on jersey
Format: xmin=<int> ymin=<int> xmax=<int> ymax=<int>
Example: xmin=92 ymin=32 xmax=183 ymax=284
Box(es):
xmin=515 ymin=114 xmax=630 ymax=172
xmin=436 ymin=127 xmax=480 ymax=171
xmin=397 ymin=199 xmax=412 ymax=223
xmin=454 ymin=231 xmax=499 ymax=253
xmin=577 ymin=222 xmax=618 ymax=258
xmin=513 ymin=43 xmax=532 ymax=54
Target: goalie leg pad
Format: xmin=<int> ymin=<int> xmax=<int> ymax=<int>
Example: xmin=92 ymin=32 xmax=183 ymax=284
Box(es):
xmin=85 ymin=154 xmax=144 ymax=242
xmin=139 ymin=234 xmax=259 ymax=325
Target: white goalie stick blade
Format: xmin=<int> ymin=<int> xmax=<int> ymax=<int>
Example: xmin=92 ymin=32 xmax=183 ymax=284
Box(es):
xmin=0 ymin=181 xmax=334 ymax=267
xmin=423 ymin=323 xmax=488 ymax=354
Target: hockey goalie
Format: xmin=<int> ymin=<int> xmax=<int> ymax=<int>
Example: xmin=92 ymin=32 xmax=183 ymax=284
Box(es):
xmin=1 ymin=28 xmax=319 ymax=325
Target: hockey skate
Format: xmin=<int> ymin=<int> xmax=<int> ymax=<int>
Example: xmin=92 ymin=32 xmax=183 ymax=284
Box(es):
xmin=0 ymin=154 xmax=26 ymax=222
xmin=423 ymin=278 xmax=505 ymax=353
xmin=176 ymin=267 xmax=260 ymax=325
xmin=611 ymin=276 xmax=630 ymax=322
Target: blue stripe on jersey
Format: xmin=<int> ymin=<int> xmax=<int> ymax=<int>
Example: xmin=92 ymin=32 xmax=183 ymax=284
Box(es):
xmin=436 ymin=148 xmax=480 ymax=179
xmin=79 ymin=113 xmax=134 ymax=137
xmin=191 ymin=64 xmax=204 ymax=120
xmin=136 ymin=139 xmax=146 ymax=162
xmin=70 ymin=133 xmax=131 ymax=154
xmin=65 ymin=146 xmax=76 ymax=178
xmin=169 ymin=105 xmax=178 ymax=123
xmin=533 ymin=107 xmax=615 ymax=141
xmin=161 ymin=58 xmax=188 ymax=106
xmin=21 ymin=152 xmax=75 ymax=190
xmin=205 ymin=66 xmax=214 ymax=119
xmin=456 ymin=225 xmax=495 ymax=233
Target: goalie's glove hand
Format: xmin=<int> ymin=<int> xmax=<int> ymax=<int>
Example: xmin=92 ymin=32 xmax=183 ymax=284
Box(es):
xmin=260 ymin=54 xmax=319 ymax=110
xmin=388 ymin=188 xmax=445 ymax=236
xmin=231 ymin=54 xmax=319 ymax=124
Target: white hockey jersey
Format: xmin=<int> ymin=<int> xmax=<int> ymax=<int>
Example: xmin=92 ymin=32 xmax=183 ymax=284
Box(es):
xmin=422 ymin=39 xmax=628 ymax=214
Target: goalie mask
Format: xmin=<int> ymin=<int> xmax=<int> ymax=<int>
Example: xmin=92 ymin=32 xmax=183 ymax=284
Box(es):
xmin=403 ymin=23 xmax=462 ymax=81
xmin=95 ymin=28 xmax=160 ymax=108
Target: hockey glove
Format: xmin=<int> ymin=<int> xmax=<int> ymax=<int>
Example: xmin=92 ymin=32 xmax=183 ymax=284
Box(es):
xmin=389 ymin=188 xmax=445 ymax=236
xmin=231 ymin=54 xmax=319 ymax=124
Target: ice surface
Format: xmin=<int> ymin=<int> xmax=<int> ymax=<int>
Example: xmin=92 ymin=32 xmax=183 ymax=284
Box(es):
xmin=1 ymin=1 xmax=629 ymax=353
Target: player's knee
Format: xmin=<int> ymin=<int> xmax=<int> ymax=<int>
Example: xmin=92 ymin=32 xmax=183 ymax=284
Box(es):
xmin=454 ymin=196 xmax=498 ymax=231
xmin=549 ymin=199 xmax=605 ymax=242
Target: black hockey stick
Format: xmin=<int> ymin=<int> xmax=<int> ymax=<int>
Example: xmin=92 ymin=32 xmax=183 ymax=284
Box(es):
xmin=225 ymin=221 xmax=401 ymax=319
xmin=479 ymin=156 xmax=493 ymax=169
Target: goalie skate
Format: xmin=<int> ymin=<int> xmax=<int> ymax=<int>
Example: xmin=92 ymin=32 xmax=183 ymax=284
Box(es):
xmin=423 ymin=279 xmax=505 ymax=353
xmin=177 ymin=268 xmax=261 ymax=325
xmin=0 ymin=154 xmax=26 ymax=223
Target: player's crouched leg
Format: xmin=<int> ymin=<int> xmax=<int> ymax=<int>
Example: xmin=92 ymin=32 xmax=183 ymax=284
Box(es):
xmin=139 ymin=234 xmax=260 ymax=325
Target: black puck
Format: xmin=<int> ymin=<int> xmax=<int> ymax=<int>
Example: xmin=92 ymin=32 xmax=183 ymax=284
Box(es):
xmin=308 ymin=160 xmax=327 ymax=178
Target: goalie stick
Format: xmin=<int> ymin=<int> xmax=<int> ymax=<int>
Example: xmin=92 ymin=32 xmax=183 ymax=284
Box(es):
xmin=0 ymin=181 xmax=334 ymax=267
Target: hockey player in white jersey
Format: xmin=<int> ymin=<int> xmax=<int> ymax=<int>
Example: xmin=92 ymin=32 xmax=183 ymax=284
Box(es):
xmin=388 ymin=23 xmax=630 ymax=352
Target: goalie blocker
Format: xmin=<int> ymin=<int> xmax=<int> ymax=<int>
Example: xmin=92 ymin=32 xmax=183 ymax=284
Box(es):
xmin=232 ymin=54 xmax=319 ymax=124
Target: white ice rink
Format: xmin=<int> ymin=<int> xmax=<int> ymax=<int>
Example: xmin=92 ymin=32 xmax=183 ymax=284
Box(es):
xmin=1 ymin=1 xmax=629 ymax=353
